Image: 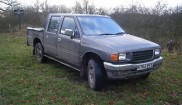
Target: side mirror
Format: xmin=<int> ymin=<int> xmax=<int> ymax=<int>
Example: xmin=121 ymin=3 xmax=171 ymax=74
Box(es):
xmin=65 ymin=29 xmax=74 ymax=37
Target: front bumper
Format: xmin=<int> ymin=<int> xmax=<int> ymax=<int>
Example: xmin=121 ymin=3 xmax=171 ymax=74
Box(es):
xmin=104 ymin=56 xmax=163 ymax=79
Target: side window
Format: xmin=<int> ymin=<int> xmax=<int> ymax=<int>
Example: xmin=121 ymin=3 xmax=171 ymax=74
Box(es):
xmin=60 ymin=17 xmax=76 ymax=35
xmin=47 ymin=16 xmax=60 ymax=33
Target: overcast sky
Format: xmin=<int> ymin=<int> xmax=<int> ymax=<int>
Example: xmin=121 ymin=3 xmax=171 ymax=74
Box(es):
xmin=18 ymin=0 xmax=182 ymax=8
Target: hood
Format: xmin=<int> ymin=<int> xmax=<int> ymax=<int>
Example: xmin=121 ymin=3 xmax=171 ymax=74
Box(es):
xmin=87 ymin=34 xmax=159 ymax=52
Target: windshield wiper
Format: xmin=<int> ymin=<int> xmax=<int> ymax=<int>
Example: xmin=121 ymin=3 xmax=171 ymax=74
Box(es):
xmin=98 ymin=33 xmax=115 ymax=35
xmin=114 ymin=32 xmax=126 ymax=35
xmin=98 ymin=32 xmax=126 ymax=35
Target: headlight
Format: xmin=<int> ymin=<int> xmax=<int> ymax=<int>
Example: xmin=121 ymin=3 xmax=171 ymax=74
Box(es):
xmin=119 ymin=53 xmax=126 ymax=60
xmin=154 ymin=49 xmax=160 ymax=55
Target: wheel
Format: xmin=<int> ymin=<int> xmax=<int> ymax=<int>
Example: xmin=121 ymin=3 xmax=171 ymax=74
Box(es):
xmin=87 ymin=59 xmax=104 ymax=90
xmin=139 ymin=73 xmax=150 ymax=80
xmin=34 ymin=43 xmax=46 ymax=63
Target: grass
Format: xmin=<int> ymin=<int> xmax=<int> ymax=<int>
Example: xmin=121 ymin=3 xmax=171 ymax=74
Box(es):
xmin=0 ymin=34 xmax=181 ymax=105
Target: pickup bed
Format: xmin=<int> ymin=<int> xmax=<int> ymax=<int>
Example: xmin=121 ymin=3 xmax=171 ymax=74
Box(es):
xmin=27 ymin=14 xmax=163 ymax=90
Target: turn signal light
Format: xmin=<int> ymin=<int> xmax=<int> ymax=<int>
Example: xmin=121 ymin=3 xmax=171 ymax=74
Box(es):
xmin=111 ymin=54 xmax=119 ymax=61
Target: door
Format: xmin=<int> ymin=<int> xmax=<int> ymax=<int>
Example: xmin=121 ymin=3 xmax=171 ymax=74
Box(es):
xmin=44 ymin=16 xmax=61 ymax=56
xmin=57 ymin=16 xmax=81 ymax=66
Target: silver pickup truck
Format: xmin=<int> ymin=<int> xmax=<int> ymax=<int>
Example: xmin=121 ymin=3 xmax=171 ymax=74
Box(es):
xmin=27 ymin=14 xmax=163 ymax=90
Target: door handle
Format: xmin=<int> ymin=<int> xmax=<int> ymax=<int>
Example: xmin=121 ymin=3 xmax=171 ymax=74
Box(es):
xmin=58 ymin=38 xmax=61 ymax=41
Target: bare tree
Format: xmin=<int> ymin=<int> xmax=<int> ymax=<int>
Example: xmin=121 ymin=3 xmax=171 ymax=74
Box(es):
xmin=59 ymin=5 xmax=71 ymax=13
xmin=153 ymin=1 xmax=167 ymax=15
xmin=82 ymin=0 xmax=89 ymax=14
xmin=88 ymin=4 xmax=95 ymax=14
xmin=40 ymin=0 xmax=49 ymax=20
xmin=0 ymin=0 xmax=19 ymax=15
xmin=73 ymin=1 xmax=83 ymax=14
xmin=33 ymin=0 xmax=40 ymax=13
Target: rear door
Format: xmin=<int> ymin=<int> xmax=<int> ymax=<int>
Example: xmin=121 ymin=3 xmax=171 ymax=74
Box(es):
xmin=57 ymin=16 xmax=81 ymax=66
xmin=44 ymin=16 xmax=61 ymax=57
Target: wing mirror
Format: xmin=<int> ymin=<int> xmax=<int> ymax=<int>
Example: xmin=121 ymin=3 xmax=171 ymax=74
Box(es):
xmin=65 ymin=29 xmax=74 ymax=38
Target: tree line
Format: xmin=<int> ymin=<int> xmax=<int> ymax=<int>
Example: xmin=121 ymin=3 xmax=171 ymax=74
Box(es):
xmin=0 ymin=0 xmax=182 ymax=52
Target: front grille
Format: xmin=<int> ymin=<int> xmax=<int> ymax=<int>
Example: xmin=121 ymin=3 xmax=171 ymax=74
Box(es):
xmin=132 ymin=50 xmax=153 ymax=62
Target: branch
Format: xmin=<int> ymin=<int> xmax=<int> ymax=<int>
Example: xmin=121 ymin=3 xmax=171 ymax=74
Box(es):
xmin=0 ymin=0 xmax=19 ymax=6
xmin=0 ymin=1 xmax=12 ymax=6
xmin=0 ymin=8 xmax=7 ymax=12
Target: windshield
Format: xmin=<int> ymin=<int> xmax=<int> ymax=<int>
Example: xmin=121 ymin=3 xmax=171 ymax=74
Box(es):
xmin=77 ymin=16 xmax=125 ymax=35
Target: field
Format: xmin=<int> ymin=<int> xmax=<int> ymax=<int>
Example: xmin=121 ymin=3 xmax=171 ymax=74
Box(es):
xmin=0 ymin=35 xmax=181 ymax=105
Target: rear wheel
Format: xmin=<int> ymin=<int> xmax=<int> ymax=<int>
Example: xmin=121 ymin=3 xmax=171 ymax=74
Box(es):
xmin=35 ymin=43 xmax=46 ymax=63
xmin=87 ymin=59 xmax=104 ymax=90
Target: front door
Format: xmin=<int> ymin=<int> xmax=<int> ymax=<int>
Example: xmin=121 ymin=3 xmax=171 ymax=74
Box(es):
xmin=44 ymin=16 xmax=61 ymax=57
xmin=57 ymin=16 xmax=80 ymax=66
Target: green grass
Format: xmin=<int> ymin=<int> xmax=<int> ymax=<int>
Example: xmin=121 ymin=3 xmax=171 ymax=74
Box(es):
xmin=0 ymin=35 xmax=181 ymax=105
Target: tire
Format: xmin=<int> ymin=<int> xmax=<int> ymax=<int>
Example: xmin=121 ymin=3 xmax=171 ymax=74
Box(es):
xmin=87 ymin=59 xmax=104 ymax=90
xmin=80 ymin=65 xmax=88 ymax=80
xmin=139 ymin=73 xmax=150 ymax=80
xmin=34 ymin=43 xmax=46 ymax=63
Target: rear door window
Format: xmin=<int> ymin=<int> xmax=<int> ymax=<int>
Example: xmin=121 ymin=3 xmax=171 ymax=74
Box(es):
xmin=47 ymin=16 xmax=60 ymax=33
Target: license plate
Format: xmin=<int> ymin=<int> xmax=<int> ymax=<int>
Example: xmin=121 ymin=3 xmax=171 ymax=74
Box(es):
xmin=137 ymin=63 xmax=153 ymax=70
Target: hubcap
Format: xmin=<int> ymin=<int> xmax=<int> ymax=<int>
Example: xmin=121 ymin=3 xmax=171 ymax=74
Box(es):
xmin=36 ymin=46 xmax=42 ymax=58
xmin=88 ymin=63 xmax=95 ymax=86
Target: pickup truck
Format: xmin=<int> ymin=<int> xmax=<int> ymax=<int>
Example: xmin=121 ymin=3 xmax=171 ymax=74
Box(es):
xmin=27 ymin=14 xmax=163 ymax=90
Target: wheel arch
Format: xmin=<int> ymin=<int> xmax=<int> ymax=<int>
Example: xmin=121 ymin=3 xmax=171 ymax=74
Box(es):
xmin=33 ymin=38 xmax=42 ymax=47
xmin=81 ymin=52 xmax=106 ymax=79
xmin=82 ymin=52 xmax=103 ymax=66
xmin=33 ymin=38 xmax=43 ymax=55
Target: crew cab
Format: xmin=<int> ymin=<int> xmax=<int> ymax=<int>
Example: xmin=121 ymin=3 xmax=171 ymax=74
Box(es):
xmin=27 ymin=14 xmax=163 ymax=90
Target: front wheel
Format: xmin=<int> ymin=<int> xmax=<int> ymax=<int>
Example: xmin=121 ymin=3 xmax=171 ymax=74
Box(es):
xmin=35 ymin=43 xmax=46 ymax=63
xmin=87 ymin=59 xmax=104 ymax=90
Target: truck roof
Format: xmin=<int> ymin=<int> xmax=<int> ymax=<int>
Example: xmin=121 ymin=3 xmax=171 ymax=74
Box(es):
xmin=49 ymin=13 xmax=110 ymax=18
